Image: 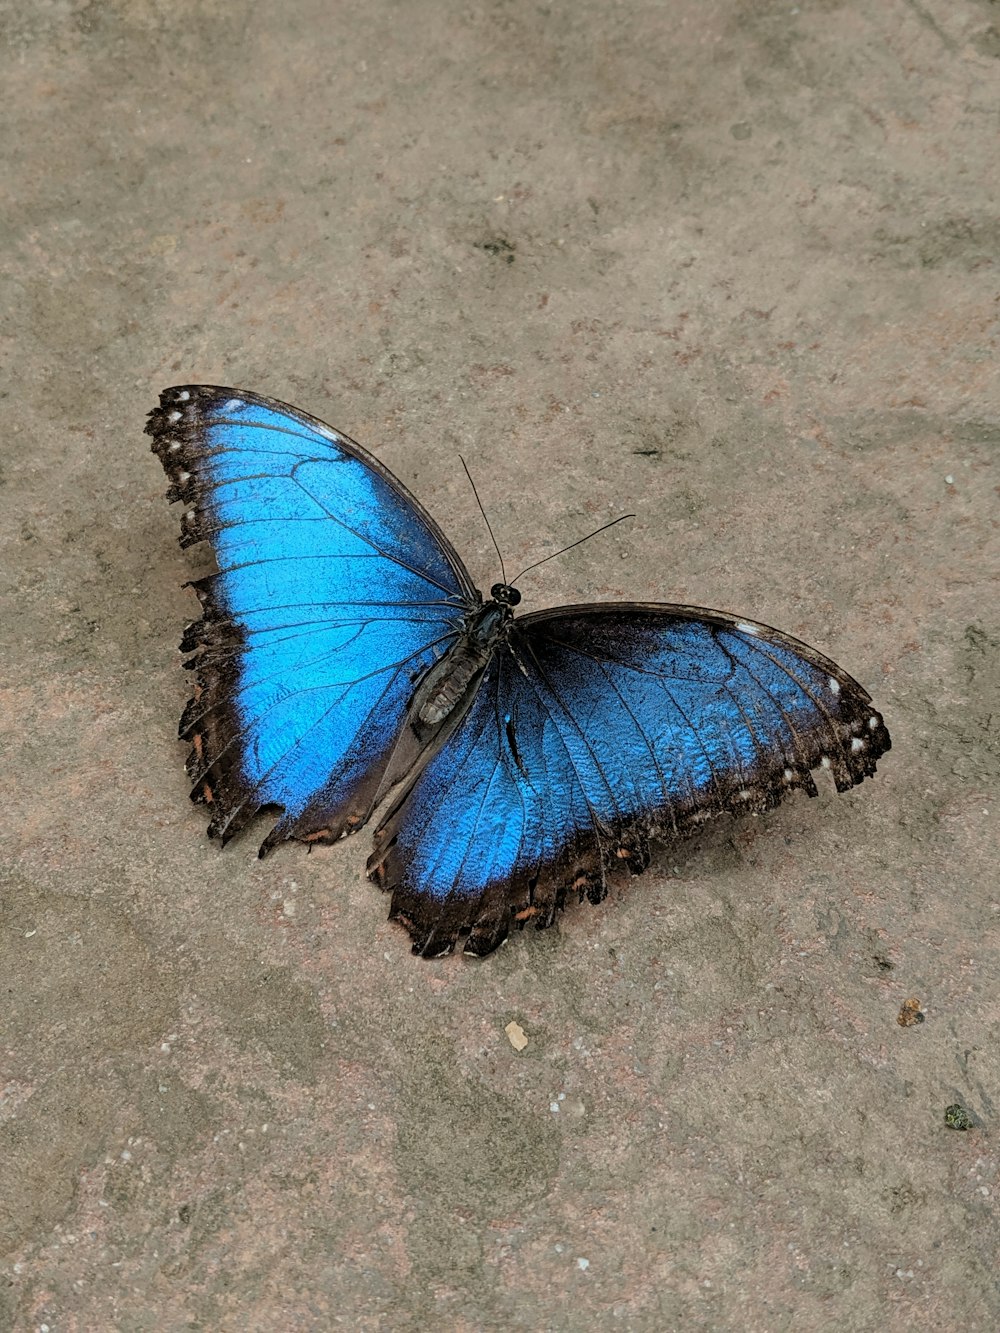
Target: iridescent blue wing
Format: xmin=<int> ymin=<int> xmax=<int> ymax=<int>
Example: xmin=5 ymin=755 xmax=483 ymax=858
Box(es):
xmin=369 ymin=604 xmax=891 ymax=957
xmin=147 ymin=386 xmax=475 ymax=851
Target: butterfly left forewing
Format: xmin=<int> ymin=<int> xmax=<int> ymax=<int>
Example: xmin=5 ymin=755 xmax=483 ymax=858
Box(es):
xmin=148 ymin=386 xmax=474 ymax=853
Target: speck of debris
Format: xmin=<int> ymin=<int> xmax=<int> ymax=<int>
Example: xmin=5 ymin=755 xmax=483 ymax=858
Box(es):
xmin=897 ymin=997 xmax=925 ymax=1027
xmin=944 ymin=1103 xmax=974 ymax=1131
xmin=476 ymin=237 xmax=515 ymax=263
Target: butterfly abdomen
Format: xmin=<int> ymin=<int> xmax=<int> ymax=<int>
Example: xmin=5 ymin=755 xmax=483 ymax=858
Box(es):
xmin=412 ymin=645 xmax=489 ymax=726
xmin=413 ymin=600 xmax=513 ymax=726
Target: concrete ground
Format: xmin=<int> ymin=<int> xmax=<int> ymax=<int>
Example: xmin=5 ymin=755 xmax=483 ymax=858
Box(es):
xmin=2 ymin=1 xmax=998 ymax=1328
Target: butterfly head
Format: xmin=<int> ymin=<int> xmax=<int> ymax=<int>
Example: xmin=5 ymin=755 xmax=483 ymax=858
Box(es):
xmin=464 ymin=585 xmax=519 ymax=653
xmin=490 ymin=582 xmax=521 ymax=607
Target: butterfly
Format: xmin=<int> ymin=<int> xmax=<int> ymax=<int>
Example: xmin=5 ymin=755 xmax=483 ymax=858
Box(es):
xmin=148 ymin=386 xmax=891 ymax=958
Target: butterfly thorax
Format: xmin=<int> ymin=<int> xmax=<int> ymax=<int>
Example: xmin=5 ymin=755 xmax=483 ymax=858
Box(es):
xmin=414 ymin=593 xmax=516 ymax=727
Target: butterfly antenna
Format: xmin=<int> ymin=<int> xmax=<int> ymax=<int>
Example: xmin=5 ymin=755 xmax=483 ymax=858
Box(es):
xmin=459 ymin=455 xmax=507 ymax=585
xmin=511 ymin=513 xmax=635 ymax=585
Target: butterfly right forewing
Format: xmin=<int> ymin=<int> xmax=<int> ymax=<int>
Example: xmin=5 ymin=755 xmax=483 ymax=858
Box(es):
xmin=368 ymin=602 xmax=890 ymax=956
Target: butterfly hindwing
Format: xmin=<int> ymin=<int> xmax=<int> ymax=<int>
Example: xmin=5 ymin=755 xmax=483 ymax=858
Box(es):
xmin=369 ymin=605 xmax=891 ymax=956
xmin=147 ymin=386 xmax=475 ymax=851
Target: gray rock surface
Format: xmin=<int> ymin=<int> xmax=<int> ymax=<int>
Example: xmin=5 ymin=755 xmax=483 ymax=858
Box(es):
xmin=2 ymin=1 xmax=998 ymax=1327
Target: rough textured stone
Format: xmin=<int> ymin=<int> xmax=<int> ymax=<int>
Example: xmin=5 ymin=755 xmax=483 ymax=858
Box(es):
xmin=2 ymin=0 xmax=998 ymax=1327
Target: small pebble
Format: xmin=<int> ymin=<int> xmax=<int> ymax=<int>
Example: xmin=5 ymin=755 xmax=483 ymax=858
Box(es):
xmin=505 ymin=1021 xmax=528 ymax=1052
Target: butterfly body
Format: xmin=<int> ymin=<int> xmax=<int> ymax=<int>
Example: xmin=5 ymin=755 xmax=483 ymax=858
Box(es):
xmin=148 ymin=386 xmax=891 ymax=957
xmin=413 ymin=593 xmax=516 ymax=727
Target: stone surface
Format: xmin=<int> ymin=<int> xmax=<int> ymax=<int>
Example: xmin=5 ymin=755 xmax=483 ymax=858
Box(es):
xmin=2 ymin=0 xmax=998 ymax=1328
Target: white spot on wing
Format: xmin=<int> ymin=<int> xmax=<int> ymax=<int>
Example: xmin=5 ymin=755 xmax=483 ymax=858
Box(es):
xmin=869 ymin=716 xmax=879 ymax=731
xmin=783 ymin=768 xmax=794 ymax=782
xmin=177 ymin=390 xmax=190 ymax=401
xmin=168 ymin=410 xmax=182 ymax=422
xmin=820 ymin=755 xmax=831 ymax=769
xmin=186 ymin=510 xmax=195 ymax=521
xmin=828 ymin=677 xmax=841 ymax=695
xmin=222 ymin=398 xmax=242 ymax=413
xmin=851 ymin=737 xmax=865 ymax=753
xmin=737 ymin=788 xmax=752 ymax=800
xmin=168 ymin=440 xmax=181 ymax=452
xmin=735 ymin=621 xmax=759 ymax=635
xmin=179 ymin=471 xmax=191 ymax=482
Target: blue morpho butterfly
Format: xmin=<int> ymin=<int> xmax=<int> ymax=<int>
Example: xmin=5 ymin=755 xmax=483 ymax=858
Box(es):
xmin=148 ymin=386 xmax=891 ymax=958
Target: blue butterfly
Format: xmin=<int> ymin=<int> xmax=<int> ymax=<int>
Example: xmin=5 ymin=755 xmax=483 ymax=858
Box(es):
xmin=148 ymin=386 xmax=891 ymax=958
